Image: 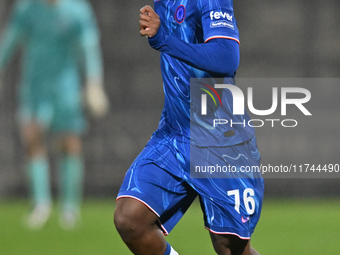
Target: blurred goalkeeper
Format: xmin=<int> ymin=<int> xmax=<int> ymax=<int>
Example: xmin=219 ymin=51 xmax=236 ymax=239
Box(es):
xmin=0 ymin=0 xmax=109 ymax=229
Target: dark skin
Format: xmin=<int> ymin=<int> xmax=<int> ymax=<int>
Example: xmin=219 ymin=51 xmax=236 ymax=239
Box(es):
xmin=114 ymin=198 xmax=166 ymax=255
xmin=22 ymin=122 xmax=82 ymax=158
xmin=139 ymin=5 xmax=160 ymax=37
xmin=114 ymin=5 xmax=261 ymax=255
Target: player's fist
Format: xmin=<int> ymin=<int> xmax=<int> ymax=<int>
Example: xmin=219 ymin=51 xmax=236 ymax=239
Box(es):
xmin=139 ymin=5 xmax=160 ymax=37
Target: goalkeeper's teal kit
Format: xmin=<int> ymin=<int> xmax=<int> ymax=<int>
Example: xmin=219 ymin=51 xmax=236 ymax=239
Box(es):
xmin=0 ymin=0 xmax=103 ymax=132
xmin=0 ymin=0 xmax=103 ymax=227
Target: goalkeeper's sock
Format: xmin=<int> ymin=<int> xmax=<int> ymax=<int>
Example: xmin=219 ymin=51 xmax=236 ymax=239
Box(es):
xmin=164 ymin=243 xmax=179 ymax=255
xmin=59 ymin=154 xmax=84 ymax=214
xmin=27 ymin=155 xmax=51 ymax=206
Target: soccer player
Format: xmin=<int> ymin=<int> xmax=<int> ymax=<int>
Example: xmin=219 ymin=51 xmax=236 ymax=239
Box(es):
xmin=0 ymin=0 xmax=109 ymax=229
xmin=114 ymin=2 xmax=263 ymax=255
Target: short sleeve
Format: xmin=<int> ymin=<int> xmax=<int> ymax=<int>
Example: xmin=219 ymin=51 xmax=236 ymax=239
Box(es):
xmin=200 ymin=0 xmax=240 ymax=44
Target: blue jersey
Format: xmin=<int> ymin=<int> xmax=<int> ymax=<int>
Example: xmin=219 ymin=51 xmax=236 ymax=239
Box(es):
xmin=152 ymin=0 xmax=255 ymax=146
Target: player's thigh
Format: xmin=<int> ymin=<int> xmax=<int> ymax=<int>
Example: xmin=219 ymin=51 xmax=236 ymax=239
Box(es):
xmin=210 ymin=232 xmax=250 ymax=255
xmin=114 ymin=197 xmax=160 ymax=231
xmin=116 ymin=131 xmax=197 ymax=235
xmin=19 ymin=97 xmax=54 ymax=149
xmin=19 ymin=102 xmax=47 ymax=146
xmin=20 ymin=120 xmax=47 ymax=156
xmin=117 ymin=162 xmax=196 ymax=235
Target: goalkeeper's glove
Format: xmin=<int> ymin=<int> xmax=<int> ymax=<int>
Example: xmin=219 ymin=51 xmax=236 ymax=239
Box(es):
xmin=85 ymin=79 xmax=109 ymax=118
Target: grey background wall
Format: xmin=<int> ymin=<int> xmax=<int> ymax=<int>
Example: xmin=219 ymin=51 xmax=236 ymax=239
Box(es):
xmin=0 ymin=0 xmax=339 ymax=198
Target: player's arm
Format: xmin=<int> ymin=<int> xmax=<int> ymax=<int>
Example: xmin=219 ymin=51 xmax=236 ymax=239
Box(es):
xmin=78 ymin=2 xmax=109 ymax=118
xmin=0 ymin=1 xmax=28 ymax=72
xmin=139 ymin=5 xmax=239 ymax=77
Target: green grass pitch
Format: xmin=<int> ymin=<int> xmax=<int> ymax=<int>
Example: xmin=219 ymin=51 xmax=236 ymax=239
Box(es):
xmin=0 ymin=198 xmax=339 ymax=254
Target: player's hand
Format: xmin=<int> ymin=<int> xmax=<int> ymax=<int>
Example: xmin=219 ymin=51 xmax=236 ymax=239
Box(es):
xmin=85 ymin=80 xmax=110 ymax=118
xmin=139 ymin=5 xmax=160 ymax=37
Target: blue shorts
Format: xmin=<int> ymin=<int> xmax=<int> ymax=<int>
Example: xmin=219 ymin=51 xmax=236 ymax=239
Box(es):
xmin=117 ymin=131 xmax=264 ymax=239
